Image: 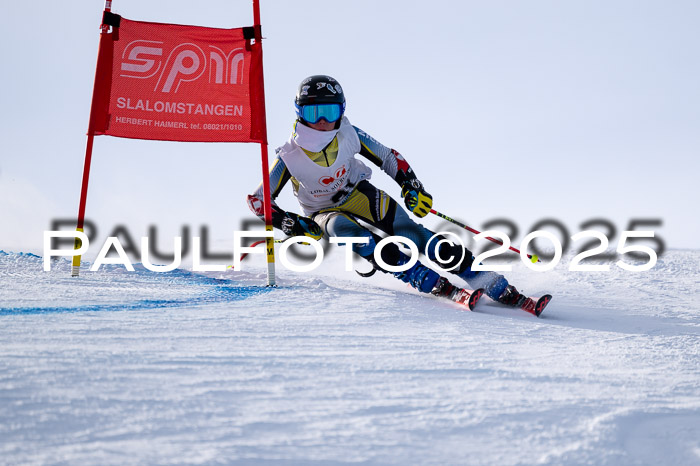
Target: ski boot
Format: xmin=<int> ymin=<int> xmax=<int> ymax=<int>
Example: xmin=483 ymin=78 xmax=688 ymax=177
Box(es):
xmin=498 ymin=285 xmax=536 ymax=312
xmin=498 ymin=285 xmax=551 ymax=317
xmin=432 ymin=277 xmax=484 ymax=311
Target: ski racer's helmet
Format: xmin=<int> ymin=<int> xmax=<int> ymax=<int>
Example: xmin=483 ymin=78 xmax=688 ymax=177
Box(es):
xmin=295 ymin=75 xmax=346 ymax=127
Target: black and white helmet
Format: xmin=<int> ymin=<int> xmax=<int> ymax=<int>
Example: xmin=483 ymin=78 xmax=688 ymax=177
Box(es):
xmin=295 ymin=75 xmax=346 ymax=125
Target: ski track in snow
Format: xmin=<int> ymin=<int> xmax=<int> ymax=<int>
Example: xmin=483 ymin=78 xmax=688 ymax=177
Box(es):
xmin=0 ymin=249 xmax=699 ymax=465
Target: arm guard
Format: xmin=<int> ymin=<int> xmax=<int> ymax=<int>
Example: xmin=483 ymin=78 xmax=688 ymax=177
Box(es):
xmin=247 ymin=154 xmax=293 ymax=230
xmin=353 ymin=125 xmax=419 ymax=187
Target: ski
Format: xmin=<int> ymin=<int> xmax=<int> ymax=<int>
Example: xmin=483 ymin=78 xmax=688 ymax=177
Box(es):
xmin=519 ymin=294 xmax=552 ymax=317
xmin=448 ymin=287 xmax=485 ymax=311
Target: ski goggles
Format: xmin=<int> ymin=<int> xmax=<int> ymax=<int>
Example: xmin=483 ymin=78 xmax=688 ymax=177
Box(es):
xmin=295 ymin=102 xmax=345 ymax=124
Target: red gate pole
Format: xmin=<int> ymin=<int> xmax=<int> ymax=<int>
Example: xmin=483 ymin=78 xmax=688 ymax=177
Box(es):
xmin=72 ymin=0 xmax=113 ymax=277
xmin=252 ymin=0 xmax=276 ymax=286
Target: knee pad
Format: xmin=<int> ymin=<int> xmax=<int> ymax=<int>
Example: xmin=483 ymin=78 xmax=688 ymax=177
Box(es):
xmin=358 ymin=237 xmax=440 ymax=294
xmin=360 ymin=234 xmax=402 ymax=270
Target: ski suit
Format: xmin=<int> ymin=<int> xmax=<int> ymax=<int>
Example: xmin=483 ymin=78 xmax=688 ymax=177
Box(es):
xmin=247 ymin=116 xmax=509 ymax=299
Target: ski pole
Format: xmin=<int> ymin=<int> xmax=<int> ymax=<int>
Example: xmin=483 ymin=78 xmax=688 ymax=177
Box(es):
xmin=429 ymin=209 xmax=540 ymax=263
xmin=234 ymin=239 xmax=267 ymax=266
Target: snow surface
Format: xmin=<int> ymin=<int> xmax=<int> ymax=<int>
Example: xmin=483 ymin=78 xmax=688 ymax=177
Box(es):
xmin=1 ymin=249 xmax=699 ymax=465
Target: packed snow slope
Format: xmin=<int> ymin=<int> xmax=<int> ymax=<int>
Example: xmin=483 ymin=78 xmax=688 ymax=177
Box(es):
xmin=1 ymin=249 xmax=699 ymax=465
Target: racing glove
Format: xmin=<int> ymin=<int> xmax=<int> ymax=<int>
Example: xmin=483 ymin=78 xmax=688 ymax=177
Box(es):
xmin=401 ymin=179 xmax=433 ymax=218
xmin=280 ymin=212 xmax=324 ymax=240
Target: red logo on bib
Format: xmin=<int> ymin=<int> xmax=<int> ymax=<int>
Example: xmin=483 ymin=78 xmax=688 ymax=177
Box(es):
xmin=319 ymin=166 xmax=347 ymax=186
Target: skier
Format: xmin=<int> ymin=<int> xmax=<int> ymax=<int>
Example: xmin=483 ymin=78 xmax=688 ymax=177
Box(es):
xmin=247 ymin=75 xmax=532 ymax=310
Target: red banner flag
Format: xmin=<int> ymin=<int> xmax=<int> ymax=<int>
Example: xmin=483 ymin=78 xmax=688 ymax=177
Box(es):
xmin=91 ymin=17 xmax=266 ymax=143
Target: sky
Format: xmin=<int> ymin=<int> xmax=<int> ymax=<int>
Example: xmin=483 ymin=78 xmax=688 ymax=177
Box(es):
xmin=1 ymin=0 xmax=699 ymax=260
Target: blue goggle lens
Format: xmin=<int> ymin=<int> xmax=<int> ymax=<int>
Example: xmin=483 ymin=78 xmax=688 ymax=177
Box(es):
xmin=297 ymin=103 xmax=344 ymax=124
